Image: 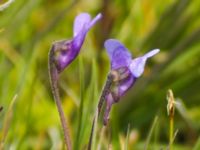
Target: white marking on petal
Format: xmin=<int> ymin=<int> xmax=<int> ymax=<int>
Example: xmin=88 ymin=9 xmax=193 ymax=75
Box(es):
xmin=120 ymin=84 xmax=128 ymax=91
xmin=129 ymin=49 xmax=160 ymax=78
xmin=88 ymin=13 xmax=102 ymax=29
xmin=129 ymin=57 xmax=146 ymax=78
xmin=144 ymin=49 xmax=160 ymax=58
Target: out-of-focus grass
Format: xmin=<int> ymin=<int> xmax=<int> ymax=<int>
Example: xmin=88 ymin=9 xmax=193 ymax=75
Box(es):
xmin=0 ymin=0 xmax=200 ymax=149
xmin=0 ymin=94 xmax=17 ymax=149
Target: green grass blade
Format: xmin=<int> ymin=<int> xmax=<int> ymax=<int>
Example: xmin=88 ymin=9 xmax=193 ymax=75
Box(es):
xmin=144 ymin=116 xmax=158 ymax=150
xmin=124 ymin=123 xmax=130 ymax=150
xmin=0 ymin=94 xmax=17 ymax=149
xmin=88 ymin=58 xmax=99 ymax=150
xmin=74 ymin=56 xmax=85 ymax=150
xmin=91 ymin=58 xmax=99 ymax=150
xmin=193 ymin=136 xmax=200 ymax=150
xmin=88 ymin=110 xmax=99 ymax=150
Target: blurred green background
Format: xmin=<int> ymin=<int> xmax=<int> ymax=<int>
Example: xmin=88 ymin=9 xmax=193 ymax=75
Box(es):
xmin=0 ymin=0 xmax=200 ymax=149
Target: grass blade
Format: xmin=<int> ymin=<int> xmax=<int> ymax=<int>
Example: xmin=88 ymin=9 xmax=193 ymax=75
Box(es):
xmin=144 ymin=116 xmax=158 ymax=150
xmin=193 ymin=136 xmax=200 ymax=150
xmin=124 ymin=123 xmax=130 ymax=150
xmin=74 ymin=56 xmax=85 ymax=150
xmin=88 ymin=59 xmax=99 ymax=150
xmin=0 ymin=0 xmax=15 ymax=11
xmin=88 ymin=110 xmax=99 ymax=150
xmin=0 ymin=94 xmax=17 ymax=149
xmin=166 ymin=129 xmax=178 ymax=150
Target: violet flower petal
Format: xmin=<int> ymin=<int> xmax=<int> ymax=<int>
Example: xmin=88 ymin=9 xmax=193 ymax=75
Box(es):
xmin=104 ymin=39 xmax=132 ymax=69
xmin=73 ymin=13 xmax=102 ymax=37
xmin=103 ymin=93 xmax=114 ymax=125
xmin=88 ymin=13 xmax=102 ymax=29
xmin=118 ymin=75 xmax=135 ymax=97
xmin=103 ymin=39 xmax=159 ymax=125
xmin=129 ymin=49 xmax=160 ymax=78
xmin=53 ymin=13 xmax=102 ymax=73
xmin=53 ymin=40 xmax=73 ymax=72
xmin=73 ymin=13 xmax=91 ymax=37
xmin=73 ymin=13 xmax=102 ymax=50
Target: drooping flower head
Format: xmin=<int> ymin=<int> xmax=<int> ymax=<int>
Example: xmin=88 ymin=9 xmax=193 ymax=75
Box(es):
xmin=48 ymin=13 xmax=102 ymax=148
xmin=103 ymin=39 xmax=159 ymax=125
xmin=51 ymin=13 xmax=102 ymax=73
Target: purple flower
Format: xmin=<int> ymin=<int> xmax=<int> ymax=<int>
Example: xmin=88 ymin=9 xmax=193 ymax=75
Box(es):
xmin=49 ymin=13 xmax=102 ymax=148
xmin=52 ymin=12 xmax=102 ymax=73
xmin=103 ymin=39 xmax=159 ymax=125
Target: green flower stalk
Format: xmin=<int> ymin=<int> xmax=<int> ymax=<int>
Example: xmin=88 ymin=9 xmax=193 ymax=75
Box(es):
xmin=167 ymin=89 xmax=175 ymax=150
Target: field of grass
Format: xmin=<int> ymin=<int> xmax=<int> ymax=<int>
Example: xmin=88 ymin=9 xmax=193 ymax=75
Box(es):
xmin=0 ymin=0 xmax=200 ymax=149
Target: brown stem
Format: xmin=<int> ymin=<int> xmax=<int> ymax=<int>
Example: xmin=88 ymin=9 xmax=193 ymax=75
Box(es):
xmin=48 ymin=48 xmax=72 ymax=150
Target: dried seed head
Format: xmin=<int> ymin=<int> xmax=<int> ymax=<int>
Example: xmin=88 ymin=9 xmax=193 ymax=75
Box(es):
xmin=167 ymin=89 xmax=175 ymax=117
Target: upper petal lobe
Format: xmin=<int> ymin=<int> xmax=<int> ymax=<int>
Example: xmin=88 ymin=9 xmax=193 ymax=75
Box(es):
xmin=104 ymin=39 xmax=132 ymax=69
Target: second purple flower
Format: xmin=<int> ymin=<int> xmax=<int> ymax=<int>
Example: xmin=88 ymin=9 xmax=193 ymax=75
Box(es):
xmin=103 ymin=39 xmax=160 ymax=125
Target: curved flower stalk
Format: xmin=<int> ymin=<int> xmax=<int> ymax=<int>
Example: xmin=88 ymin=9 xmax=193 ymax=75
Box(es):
xmin=48 ymin=12 xmax=102 ymax=150
xmin=100 ymin=39 xmax=160 ymax=125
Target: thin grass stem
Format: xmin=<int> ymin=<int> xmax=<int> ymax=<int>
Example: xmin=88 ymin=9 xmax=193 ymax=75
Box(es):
xmin=0 ymin=0 xmax=15 ymax=11
xmin=0 ymin=94 xmax=17 ymax=149
xmin=167 ymin=89 xmax=175 ymax=150
xmin=193 ymin=135 xmax=200 ymax=150
xmin=144 ymin=116 xmax=158 ymax=150
xmin=97 ymin=73 xmax=113 ymax=116
xmin=169 ymin=115 xmax=174 ymax=150
xmin=97 ymin=126 xmax=106 ymax=150
xmin=88 ymin=110 xmax=98 ymax=150
xmin=124 ymin=124 xmax=130 ymax=150
xmin=88 ymin=72 xmax=114 ymax=149
xmin=74 ymin=57 xmax=85 ymax=150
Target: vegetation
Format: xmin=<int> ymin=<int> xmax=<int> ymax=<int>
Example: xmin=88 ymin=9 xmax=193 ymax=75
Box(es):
xmin=0 ymin=0 xmax=200 ymax=149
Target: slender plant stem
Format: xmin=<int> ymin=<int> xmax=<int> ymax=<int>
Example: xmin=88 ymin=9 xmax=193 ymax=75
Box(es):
xmin=97 ymin=126 xmax=106 ymax=150
xmin=144 ymin=116 xmax=158 ymax=150
xmin=88 ymin=73 xmax=113 ymax=149
xmin=167 ymin=89 xmax=175 ymax=150
xmin=124 ymin=124 xmax=130 ymax=150
xmin=88 ymin=115 xmax=96 ymax=150
xmin=0 ymin=95 xmax=17 ymax=149
xmin=98 ymin=73 xmax=113 ymax=116
xmin=169 ymin=114 xmax=174 ymax=150
xmin=48 ymin=48 xmax=72 ymax=150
